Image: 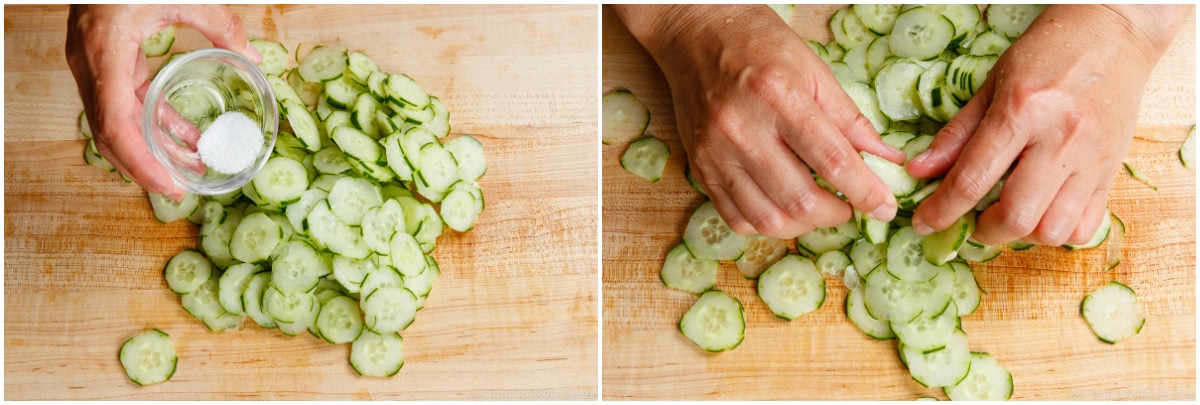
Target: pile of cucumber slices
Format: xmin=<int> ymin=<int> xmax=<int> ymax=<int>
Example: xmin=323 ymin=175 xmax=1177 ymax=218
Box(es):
xmin=603 ymin=4 xmax=1155 ymax=401
xmin=102 ymin=31 xmax=486 ymax=385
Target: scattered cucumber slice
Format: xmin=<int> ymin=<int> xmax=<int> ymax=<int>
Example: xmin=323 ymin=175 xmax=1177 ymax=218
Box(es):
xmin=119 ymin=329 xmax=177 ymax=386
xmin=680 ymin=290 xmax=746 ymax=352
xmin=621 ymin=137 xmax=670 ymax=183
xmin=1081 ymin=281 xmax=1145 ymax=344
xmin=602 ymin=90 xmax=651 ymax=145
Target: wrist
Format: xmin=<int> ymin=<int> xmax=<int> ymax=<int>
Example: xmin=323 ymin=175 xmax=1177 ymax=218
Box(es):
xmin=615 ymin=5 xmax=787 ymax=73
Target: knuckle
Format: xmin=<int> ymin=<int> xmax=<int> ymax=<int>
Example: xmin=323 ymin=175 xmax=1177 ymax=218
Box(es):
xmin=1001 ymin=205 xmax=1040 ymax=238
xmin=809 ymin=141 xmax=852 ymax=179
xmin=748 ymin=210 xmax=785 ymax=237
xmin=745 ymin=63 xmax=791 ymax=101
xmin=947 ymin=166 xmax=993 ymax=202
xmin=780 ymin=186 xmax=818 ymax=220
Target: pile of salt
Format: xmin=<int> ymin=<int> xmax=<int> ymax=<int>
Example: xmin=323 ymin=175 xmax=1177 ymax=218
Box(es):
xmin=196 ymin=111 xmax=263 ymax=174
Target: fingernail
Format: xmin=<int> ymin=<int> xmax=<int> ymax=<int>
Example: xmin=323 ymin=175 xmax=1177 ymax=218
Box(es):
xmin=913 ymin=150 xmax=932 ymax=164
xmin=868 ymin=202 xmax=896 ymax=222
xmin=884 ymin=142 xmax=904 ymax=157
xmin=913 ymin=219 xmax=934 ymax=236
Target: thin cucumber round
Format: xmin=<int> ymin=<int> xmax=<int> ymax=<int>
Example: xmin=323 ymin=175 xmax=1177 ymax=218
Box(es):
xmin=846 ymin=285 xmax=895 ymax=340
xmin=149 ymin=191 xmax=201 ymax=224
xmin=350 ymin=331 xmax=404 ymax=377
xmin=892 ymin=300 xmax=959 ymax=353
xmin=306 ymin=200 xmax=371 ymax=259
xmin=250 ymin=39 xmax=288 ymax=76
xmin=443 ymin=135 xmax=487 ymax=181
xmin=682 ymin=201 xmax=746 ymax=261
xmin=862 ymin=152 xmax=918 ymax=197
xmin=332 ymin=254 xmax=378 ymax=294
xmin=734 ymin=234 xmax=788 ymax=279
xmin=986 ymin=4 xmax=1046 ymax=38
xmin=1081 ymin=281 xmax=1145 ymax=344
xmin=852 ymin=4 xmax=902 ymax=35
xmin=218 ymin=263 xmax=264 ymax=316
xmin=620 ymin=137 xmax=670 ymax=183
xmin=816 ymin=250 xmax=851 ymax=278
xmin=298 ymin=45 xmax=347 ymax=83
xmin=842 ymin=81 xmax=889 ymax=134
xmin=242 ymin=272 xmax=277 ymax=329
xmin=889 ymin=7 xmax=955 ymax=60
xmin=660 ymin=243 xmax=718 ymax=294
xmin=944 ymin=352 xmax=1013 ymax=400
xmin=757 ymin=255 xmax=826 ymax=320
xmin=901 ymin=328 xmax=971 ymax=388
xmin=440 ymin=188 xmax=478 ymax=233
xmin=253 ymin=157 xmax=309 ymax=206
xmin=271 ymin=240 xmax=324 ymax=293
xmin=119 ymin=329 xmax=177 ymax=386
xmin=163 ymin=249 xmax=213 ymax=295
xmin=140 ymin=26 xmax=174 ymax=57
xmin=181 ymin=275 xmax=225 ymax=322
xmin=797 ymin=221 xmax=859 ymax=256
xmin=360 ymin=266 xmax=405 ymax=302
xmin=849 ymin=238 xmax=886 ymax=279
xmin=602 ymin=90 xmax=650 ymax=145
xmin=887 ymin=226 xmax=944 ymax=282
xmin=315 ymin=295 xmax=364 ymax=344
xmin=328 ymin=177 xmax=383 ymax=226
xmin=363 ymin=287 xmax=418 ymax=333
xmin=874 ymin=59 xmax=926 ymax=121
xmin=230 ymin=212 xmax=284 ymax=264
xmin=921 ymin=212 xmax=973 ymax=265
xmin=679 ymin=290 xmax=745 ymax=352
xmin=262 ymin=286 xmax=316 ymax=324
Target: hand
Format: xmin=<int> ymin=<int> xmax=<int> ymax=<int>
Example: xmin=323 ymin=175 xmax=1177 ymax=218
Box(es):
xmin=906 ymin=5 xmax=1190 ymax=246
xmin=66 ymin=5 xmax=262 ymax=200
xmin=615 ymin=5 xmax=906 ymax=239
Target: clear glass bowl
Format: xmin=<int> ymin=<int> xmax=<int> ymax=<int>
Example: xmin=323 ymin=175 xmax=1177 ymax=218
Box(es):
xmin=142 ymin=48 xmax=278 ymax=195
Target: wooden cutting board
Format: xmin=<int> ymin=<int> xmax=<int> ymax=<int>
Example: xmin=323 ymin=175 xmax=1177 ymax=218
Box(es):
xmin=602 ymin=5 xmax=1195 ymax=400
xmin=5 ymin=5 xmax=597 ymax=400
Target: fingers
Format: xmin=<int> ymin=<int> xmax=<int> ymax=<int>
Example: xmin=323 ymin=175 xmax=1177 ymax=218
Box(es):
xmin=167 ymin=5 xmax=261 ymax=64
xmin=1065 ymin=190 xmax=1110 ymax=246
xmin=907 ymin=75 xmax=996 ymax=179
xmin=971 ymin=148 xmax=1071 ymax=245
xmin=776 ymin=104 xmax=899 ymax=224
xmin=701 ymin=161 xmax=818 ymax=239
xmin=1022 ymin=174 xmax=1093 ymax=246
xmin=911 ymin=98 xmax=1024 ymax=235
xmin=814 ymin=75 xmax=907 ymax=165
xmin=735 ymin=138 xmax=852 ymax=229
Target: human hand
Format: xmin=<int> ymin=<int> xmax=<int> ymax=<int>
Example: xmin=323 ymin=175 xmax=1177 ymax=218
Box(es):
xmin=615 ymin=5 xmax=906 ymax=239
xmin=906 ymin=5 xmax=1190 ymax=246
xmin=66 ymin=5 xmax=262 ymax=200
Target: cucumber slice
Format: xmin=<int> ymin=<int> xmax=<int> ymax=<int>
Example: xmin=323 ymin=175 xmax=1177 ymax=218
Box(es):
xmin=843 ymin=81 xmax=889 ymax=134
xmin=201 ymin=208 xmax=241 ymax=268
xmin=922 ymin=212 xmax=974 ymax=265
xmin=682 ymin=201 xmax=746 ymax=261
xmin=1106 ymin=214 xmax=1126 ymax=272
xmin=865 ymin=35 xmax=892 ymax=78
xmin=855 ymin=209 xmax=890 ymax=244
xmin=852 ymin=4 xmax=902 ymax=35
xmin=333 ymin=125 xmax=383 ymax=165
xmin=163 ymin=249 xmax=213 ymax=295
xmin=140 ymin=26 xmax=175 ymax=57
xmin=363 ymin=199 xmax=405 ymax=254
xmin=1006 ymin=239 xmax=1036 ymax=251
xmin=901 ymin=328 xmax=971 ymax=388
xmin=230 ymin=212 xmax=284 ymax=264
xmin=346 ymin=51 xmax=379 ymax=85
xmin=412 ymin=203 xmax=444 ymax=252
xmin=332 ymin=253 xmax=378 ymax=293
xmin=816 ymin=250 xmax=851 ymax=278
xmin=948 ymin=261 xmax=981 ymax=316
xmin=250 ymin=39 xmax=288 ymax=76
xmin=862 ymin=152 xmax=919 ymax=197
xmin=892 ymin=301 xmax=959 ymax=353
xmin=119 ymin=329 xmax=176 ymax=386
xmin=831 ymin=8 xmax=876 ymax=49
xmin=286 ymin=189 xmax=328 ymax=232
xmin=306 ymin=200 xmax=370 ymax=259
xmin=1081 ymin=281 xmax=1145 ymax=344
xmin=944 ymin=352 xmax=1013 ymax=400
xmin=360 ymin=266 xmax=405 ymax=302
xmin=973 ymin=178 xmax=1003 ymax=212
xmin=864 ymin=263 xmax=953 ymax=323
xmin=986 ymin=4 xmax=1046 ymax=38
xmin=846 ymin=286 xmax=895 ymax=340
xmin=660 ymin=243 xmax=718 ymax=293
xmin=389 ymin=232 xmax=427 ymax=277
xmin=283 ymin=101 xmax=321 ymax=152
xmin=218 ymin=263 xmax=264 ymax=316
xmin=148 ymin=192 xmax=201 ymax=223
xmin=328 ymin=177 xmax=383 ymax=226
xmin=422 ymin=96 xmax=451 ymax=138
xmin=298 ymin=45 xmax=347 ymax=83
xmin=79 ymin=110 xmax=93 ymax=139
xmin=350 ymin=331 xmax=404 ymax=377
xmin=768 ymin=4 xmax=793 ymax=22
xmin=406 ymin=256 xmax=441 ymax=299
xmin=875 ymin=59 xmax=926 ymax=121
xmin=313 ymin=147 xmax=352 ymax=175
xmin=679 ymin=290 xmax=745 ymax=352
xmin=262 ymin=286 xmax=316 ymax=324
xmin=621 ymin=137 xmax=670 ymax=182
xmin=797 ymin=221 xmax=859 ymax=256
xmin=276 ymin=292 xmax=320 ymax=336
xmin=889 ymin=8 xmax=955 ymax=60
xmin=734 ymin=234 xmax=788 ymax=279
xmin=180 ymin=275 xmax=225 ymax=321
xmin=325 ymin=76 xmax=365 ymax=110
xmin=1123 ymin=163 xmax=1157 ymax=191
xmin=242 ymin=272 xmax=277 ymax=329
xmin=382 ymin=133 xmax=415 ymax=182
xmin=443 ymin=135 xmax=487 ymax=181
xmin=957 ymin=240 xmax=1002 ymax=263
xmin=1064 ymin=208 xmax=1112 ymax=250
xmin=315 ymin=295 xmax=364 ymax=344
xmin=902 ymin=135 xmax=935 ymax=162
xmin=888 ymin=226 xmax=944 ymax=281
xmin=912 ymin=4 xmax=981 ymax=46
xmin=757 ymin=255 xmax=826 ymax=320
xmin=253 ymin=157 xmax=309 ymax=206
xmin=384 ymin=74 xmax=430 ymax=109
xmin=85 ymin=139 xmax=115 ymax=171
xmin=440 ymin=188 xmax=479 ymax=233
xmin=415 ymin=143 xmax=460 ymax=194
xmin=916 ymin=61 xmax=948 ymax=119
xmin=1181 ymin=125 xmax=1195 ymax=170
xmin=946 ymin=54 xmax=998 ymax=105
xmin=363 ymin=287 xmax=418 ymax=333
xmin=850 ymin=238 xmax=886 ymax=279
xmin=967 ymin=31 xmax=1012 ymax=56
xmin=271 ymin=240 xmax=324 ymax=293
xmin=842 ymin=44 xmax=871 ymax=83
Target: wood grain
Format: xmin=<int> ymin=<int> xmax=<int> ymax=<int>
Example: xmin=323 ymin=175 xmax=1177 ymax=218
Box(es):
xmin=5 ymin=5 xmax=598 ymax=400
xmin=601 ymin=4 xmax=1195 ymax=400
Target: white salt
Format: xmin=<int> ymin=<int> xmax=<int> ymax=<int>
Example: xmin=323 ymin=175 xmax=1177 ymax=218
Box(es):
xmin=197 ymin=111 xmax=263 ymax=174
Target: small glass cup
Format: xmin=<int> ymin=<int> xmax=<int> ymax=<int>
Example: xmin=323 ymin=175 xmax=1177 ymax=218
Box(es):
xmin=142 ymin=48 xmax=278 ymax=195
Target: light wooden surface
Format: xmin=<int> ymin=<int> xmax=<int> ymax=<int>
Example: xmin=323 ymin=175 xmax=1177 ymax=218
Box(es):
xmin=602 ymin=4 xmax=1195 ymax=400
xmin=5 ymin=5 xmax=598 ymax=400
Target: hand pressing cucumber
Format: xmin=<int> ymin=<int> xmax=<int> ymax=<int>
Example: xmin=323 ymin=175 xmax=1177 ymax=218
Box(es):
xmin=906 ymin=5 xmax=1191 ymax=247
xmin=614 ymin=4 xmax=906 ymax=240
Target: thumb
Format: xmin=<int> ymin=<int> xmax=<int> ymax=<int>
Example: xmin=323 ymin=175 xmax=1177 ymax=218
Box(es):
xmin=906 ymin=74 xmax=996 ymax=179
xmin=167 ymin=5 xmax=262 ymax=64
